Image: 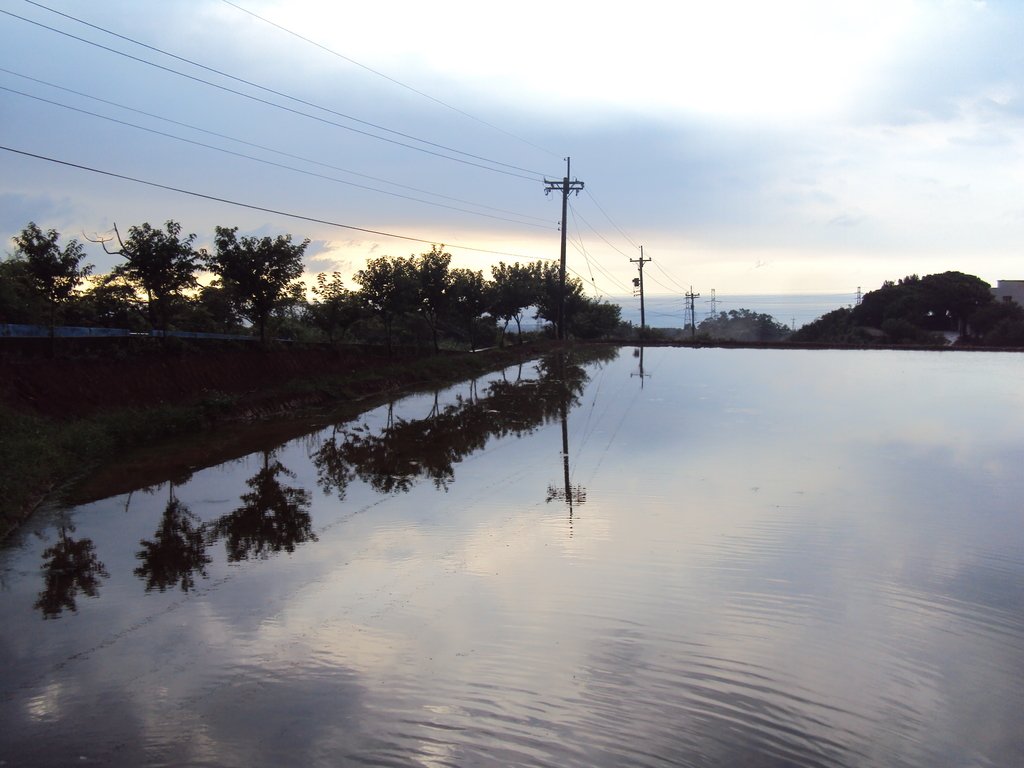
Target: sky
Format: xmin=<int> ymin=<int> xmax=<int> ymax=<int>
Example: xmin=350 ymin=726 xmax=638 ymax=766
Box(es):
xmin=1 ymin=0 xmax=1022 ymax=305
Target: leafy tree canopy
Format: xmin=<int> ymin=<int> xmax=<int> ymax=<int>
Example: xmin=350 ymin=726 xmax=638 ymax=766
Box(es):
xmin=110 ymin=220 xmax=199 ymax=331
xmin=12 ymin=222 xmax=92 ymax=331
xmin=205 ymin=226 xmax=308 ymax=343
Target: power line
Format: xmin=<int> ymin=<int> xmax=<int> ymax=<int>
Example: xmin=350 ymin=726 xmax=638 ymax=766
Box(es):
xmin=20 ymin=0 xmax=549 ymax=177
xmin=650 ymin=260 xmax=692 ymax=294
xmin=584 ymin=188 xmax=638 ymax=250
xmin=1 ymin=145 xmax=543 ymax=261
xmin=4 ymin=6 xmax=547 ymax=181
xmin=644 ymin=271 xmax=684 ymax=294
xmin=568 ymin=201 xmax=633 ymax=259
xmin=1 ymin=83 xmax=553 ymax=229
xmin=0 ymin=66 xmax=552 ymax=225
xmin=566 ymin=206 xmax=629 ymax=292
xmin=565 ymin=264 xmax=619 ymax=301
xmin=567 ymin=237 xmax=626 ymax=297
xmin=218 ymin=0 xmax=559 ymax=159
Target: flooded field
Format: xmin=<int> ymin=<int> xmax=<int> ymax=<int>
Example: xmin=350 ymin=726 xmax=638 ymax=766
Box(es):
xmin=2 ymin=346 xmax=1023 ymax=767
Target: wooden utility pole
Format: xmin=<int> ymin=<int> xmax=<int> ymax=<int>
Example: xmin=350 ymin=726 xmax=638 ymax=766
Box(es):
xmin=685 ymin=286 xmax=700 ymax=339
xmin=630 ymin=246 xmax=651 ymax=332
xmin=544 ymin=158 xmax=584 ymax=340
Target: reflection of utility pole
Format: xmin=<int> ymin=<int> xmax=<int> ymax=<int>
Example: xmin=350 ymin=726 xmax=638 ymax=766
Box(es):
xmin=546 ymin=358 xmax=586 ymax=528
xmin=685 ymin=286 xmax=701 ymax=339
xmin=630 ymin=246 xmax=651 ymax=333
xmin=544 ymin=157 xmax=585 ymax=340
xmin=631 ymin=346 xmax=651 ymax=388
xmin=545 ymin=401 xmax=587 ymax=524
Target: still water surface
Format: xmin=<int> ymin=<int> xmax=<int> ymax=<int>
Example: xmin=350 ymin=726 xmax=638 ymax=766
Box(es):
xmin=2 ymin=347 xmax=1023 ymax=767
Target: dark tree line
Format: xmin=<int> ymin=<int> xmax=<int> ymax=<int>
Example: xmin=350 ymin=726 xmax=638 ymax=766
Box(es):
xmin=793 ymin=271 xmax=1023 ymax=346
xmin=695 ymin=309 xmax=792 ymax=342
xmin=3 ymin=221 xmax=622 ymax=349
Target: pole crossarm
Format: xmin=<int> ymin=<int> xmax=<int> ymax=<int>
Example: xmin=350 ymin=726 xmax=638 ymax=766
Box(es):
xmin=543 ymin=179 xmax=585 ymax=193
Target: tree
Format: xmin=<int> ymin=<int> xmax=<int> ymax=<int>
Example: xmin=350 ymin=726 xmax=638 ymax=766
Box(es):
xmin=187 ymin=280 xmax=245 ymax=334
xmin=353 ymin=254 xmax=417 ymax=353
xmin=309 ymin=271 xmax=359 ymax=343
xmin=12 ymin=222 xmax=93 ymax=336
xmin=490 ymin=261 xmax=539 ymax=345
xmin=963 ymin=300 xmax=1024 ymax=346
xmin=852 ymin=271 xmax=992 ymax=335
xmin=918 ymin=271 xmax=992 ymax=334
xmin=78 ymin=272 xmax=147 ymax=331
xmin=572 ymin=297 xmax=622 ymax=340
xmin=106 ymin=220 xmax=200 ymax=332
xmin=205 ymin=226 xmax=308 ymax=344
xmin=449 ymin=267 xmax=489 ymax=349
xmin=0 ymin=257 xmax=45 ymax=324
xmin=412 ymin=245 xmax=453 ymax=352
xmin=697 ymin=308 xmax=791 ymax=342
xmin=790 ymin=307 xmax=859 ymax=344
xmin=272 ymin=280 xmax=316 ymax=341
xmin=534 ymin=260 xmax=584 ymax=337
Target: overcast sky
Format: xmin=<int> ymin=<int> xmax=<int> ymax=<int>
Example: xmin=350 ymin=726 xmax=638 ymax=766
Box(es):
xmin=2 ymin=0 xmax=1022 ymax=301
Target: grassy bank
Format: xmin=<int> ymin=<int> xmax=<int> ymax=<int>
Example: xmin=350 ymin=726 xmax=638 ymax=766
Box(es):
xmin=0 ymin=342 xmax=556 ymax=540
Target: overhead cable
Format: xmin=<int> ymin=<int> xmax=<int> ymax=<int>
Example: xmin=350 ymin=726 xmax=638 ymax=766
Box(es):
xmin=568 ymin=201 xmax=633 ymax=260
xmin=1 ymin=145 xmax=541 ymax=260
xmin=584 ymin=188 xmax=638 ymax=250
xmin=0 ymin=67 xmax=552 ymax=225
xmin=3 ymin=6 xmax=545 ymax=180
xmin=1 ymin=84 xmax=552 ymax=229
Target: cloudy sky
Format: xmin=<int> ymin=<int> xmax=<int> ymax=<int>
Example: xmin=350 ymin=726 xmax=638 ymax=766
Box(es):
xmin=2 ymin=0 xmax=1022 ymax=302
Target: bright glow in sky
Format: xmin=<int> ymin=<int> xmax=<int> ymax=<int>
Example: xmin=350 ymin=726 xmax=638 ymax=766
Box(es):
xmin=1 ymin=0 xmax=1022 ymax=301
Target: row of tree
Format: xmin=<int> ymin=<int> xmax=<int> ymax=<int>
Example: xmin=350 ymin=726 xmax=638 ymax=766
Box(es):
xmin=1 ymin=220 xmax=624 ymax=348
xmin=793 ymin=271 xmax=1024 ymax=346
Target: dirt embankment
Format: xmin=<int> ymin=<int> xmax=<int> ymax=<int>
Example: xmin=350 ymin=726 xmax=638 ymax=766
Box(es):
xmin=0 ymin=343 xmax=445 ymax=420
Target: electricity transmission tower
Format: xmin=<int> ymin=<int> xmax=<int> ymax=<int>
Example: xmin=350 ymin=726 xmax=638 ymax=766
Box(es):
xmin=630 ymin=246 xmax=651 ymax=332
xmin=543 ymin=158 xmax=584 ymax=340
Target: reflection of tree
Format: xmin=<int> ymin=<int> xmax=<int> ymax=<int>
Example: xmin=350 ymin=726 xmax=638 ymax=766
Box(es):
xmin=134 ymin=486 xmax=212 ymax=592
xmin=214 ymin=451 xmax=316 ymax=561
xmin=314 ymin=424 xmax=356 ymax=498
xmin=313 ymin=347 xmax=618 ymax=497
xmin=35 ymin=524 xmax=109 ymax=618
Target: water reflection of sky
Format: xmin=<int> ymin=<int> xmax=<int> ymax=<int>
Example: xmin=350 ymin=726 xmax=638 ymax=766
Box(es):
xmin=2 ymin=347 xmax=1024 ymax=767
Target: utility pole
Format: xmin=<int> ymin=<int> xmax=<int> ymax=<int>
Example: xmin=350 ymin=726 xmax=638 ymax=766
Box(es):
xmin=706 ymin=288 xmax=717 ymax=319
xmin=685 ymin=286 xmax=700 ymax=339
xmin=630 ymin=245 xmax=651 ymax=332
xmin=544 ymin=157 xmax=584 ymax=340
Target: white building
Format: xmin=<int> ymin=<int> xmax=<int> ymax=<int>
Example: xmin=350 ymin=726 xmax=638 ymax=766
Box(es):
xmin=991 ymin=280 xmax=1024 ymax=306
